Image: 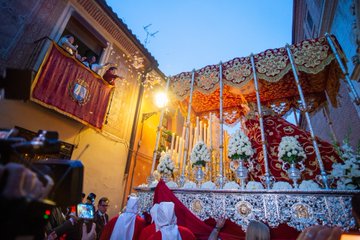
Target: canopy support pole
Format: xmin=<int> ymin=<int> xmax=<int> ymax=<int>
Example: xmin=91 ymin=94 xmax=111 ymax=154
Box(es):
xmin=325 ymin=33 xmax=360 ymax=105
xmin=179 ymin=70 xmax=196 ymax=187
xmin=250 ymin=54 xmax=273 ymax=189
xmin=322 ymin=105 xmax=339 ymax=145
xmin=217 ymin=62 xmax=225 ymax=188
xmin=149 ymin=76 xmax=171 ymax=184
xmin=285 ymin=45 xmax=329 ymax=189
xmin=293 ymin=108 xmax=299 ymax=126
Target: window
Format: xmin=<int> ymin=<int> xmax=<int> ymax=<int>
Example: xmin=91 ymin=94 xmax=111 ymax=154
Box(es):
xmin=60 ymin=13 xmax=108 ymax=61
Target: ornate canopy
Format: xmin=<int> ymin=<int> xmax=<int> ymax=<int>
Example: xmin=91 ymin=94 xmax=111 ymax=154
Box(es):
xmin=169 ymin=36 xmax=345 ymax=124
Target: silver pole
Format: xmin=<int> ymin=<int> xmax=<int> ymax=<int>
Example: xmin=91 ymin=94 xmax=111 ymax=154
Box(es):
xmin=293 ymin=108 xmax=299 ymax=126
xmin=179 ymin=70 xmax=196 ymax=187
xmin=150 ymin=76 xmax=171 ymax=175
xmin=285 ymin=45 xmax=329 ymax=189
xmin=217 ymin=62 xmax=225 ymax=188
xmin=325 ymin=33 xmax=360 ymax=105
xmin=250 ymin=54 xmax=273 ymax=189
xmin=322 ymin=106 xmax=339 ymax=145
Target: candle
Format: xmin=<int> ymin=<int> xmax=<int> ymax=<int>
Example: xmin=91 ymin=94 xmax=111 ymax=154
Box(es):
xmin=196 ymin=116 xmax=200 ymax=143
xmin=170 ymin=132 xmax=175 ymax=156
xmin=189 ymin=124 xmax=193 ymax=148
xmin=174 ymin=136 xmax=179 ymax=154
xmin=209 ymin=113 xmax=212 ymax=147
xmin=200 ymin=120 xmax=203 ymax=142
xmin=189 ymin=126 xmax=194 ymax=154
xmin=181 ymin=126 xmax=186 ymax=139
xmin=204 ymin=124 xmax=207 ymax=146
xmin=177 ymin=138 xmax=184 ymax=169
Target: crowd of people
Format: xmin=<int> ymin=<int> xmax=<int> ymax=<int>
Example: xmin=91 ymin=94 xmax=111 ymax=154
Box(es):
xmin=58 ymin=35 xmax=123 ymax=86
xmin=0 ymin=162 xmax=360 ymax=239
xmin=45 ymin=191 xmax=360 ymax=240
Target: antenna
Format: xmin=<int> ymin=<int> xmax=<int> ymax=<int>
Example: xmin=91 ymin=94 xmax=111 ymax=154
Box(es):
xmin=143 ymin=24 xmax=159 ymax=47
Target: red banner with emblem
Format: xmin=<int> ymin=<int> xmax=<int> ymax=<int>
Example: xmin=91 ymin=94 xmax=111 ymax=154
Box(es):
xmin=31 ymin=43 xmax=113 ymax=129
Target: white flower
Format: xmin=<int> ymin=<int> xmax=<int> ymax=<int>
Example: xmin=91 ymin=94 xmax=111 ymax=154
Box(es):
xmin=223 ymin=181 xmax=240 ymax=190
xmin=331 ymin=142 xmax=360 ymax=190
xmin=190 ymin=141 xmax=211 ymax=166
xmin=246 ymin=181 xmax=264 ymax=190
xmin=182 ymin=181 xmax=197 ymax=189
xmin=201 ymin=181 xmax=216 ymax=189
xmin=299 ymin=180 xmax=321 ymax=190
xmin=228 ymin=130 xmax=254 ymax=161
xmin=156 ymin=152 xmax=175 ymax=175
xmin=278 ymin=136 xmax=306 ymax=164
xmin=272 ymin=181 xmax=293 ymax=190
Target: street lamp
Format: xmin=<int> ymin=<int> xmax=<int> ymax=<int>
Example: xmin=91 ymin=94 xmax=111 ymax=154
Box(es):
xmin=154 ymin=91 xmax=168 ymax=109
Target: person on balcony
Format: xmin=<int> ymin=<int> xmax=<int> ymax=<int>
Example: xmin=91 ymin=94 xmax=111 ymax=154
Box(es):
xmin=103 ymin=67 xmax=123 ymax=85
xmin=58 ymin=35 xmax=78 ymax=56
xmin=83 ymin=55 xmax=111 ymax=73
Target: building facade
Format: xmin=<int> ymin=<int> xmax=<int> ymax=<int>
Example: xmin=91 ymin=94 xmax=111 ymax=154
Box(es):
xmin=293 ymin=0 xmax=360 ymax=147
xmin=0 ymin=0 xmax=165 ymax=217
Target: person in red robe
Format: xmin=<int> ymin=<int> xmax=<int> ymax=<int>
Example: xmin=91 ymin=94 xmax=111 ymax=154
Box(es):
xmin=139 ymin=203 xmax=158 ymax=240
xmin=99 ymin=196 xmax=147 ymax=240
xmin=145 ymin=202 xmax=196 ymax=240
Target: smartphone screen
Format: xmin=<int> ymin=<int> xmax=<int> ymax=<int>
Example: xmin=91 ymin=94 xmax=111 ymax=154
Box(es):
xmin=77 ymin=203 xmax=95 ymax=220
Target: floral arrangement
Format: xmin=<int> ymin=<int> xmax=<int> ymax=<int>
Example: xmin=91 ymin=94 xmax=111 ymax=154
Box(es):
xmin=190 ymin=141 xmax=211 ymax=167
xmin=228 ymin=130 xmax=254 ymax=161
xmin=201 ymin=181 xmax=216 ymax=190
xmin=223 ymin=181 xmax=240 ymax=190
xmin=299 ymin=180 xmax=321 ymax=190
xmin=272 ymin=181 xmax=293 ymax=190
xmin=246 ymin=181 xmax=264 ymax=190
xmin=331 ymin=142 xmax=360 ymax=190
xmin=156 ymin=152 xmax=175 ymax=175
xmin=278 ymin=136 xmax=306 ymax=164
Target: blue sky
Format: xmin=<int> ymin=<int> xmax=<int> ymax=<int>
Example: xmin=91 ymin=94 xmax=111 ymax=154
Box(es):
xmin=106 ymin=0 xmax=293 ymax=76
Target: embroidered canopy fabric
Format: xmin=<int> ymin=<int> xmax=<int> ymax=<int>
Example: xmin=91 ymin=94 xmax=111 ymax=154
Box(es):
xmin=169 ymin=36 xmax=345 ymax=124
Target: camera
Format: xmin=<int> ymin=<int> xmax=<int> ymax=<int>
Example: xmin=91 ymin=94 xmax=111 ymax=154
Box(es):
xmin=0 ymin=128 xmax=84 ymax=239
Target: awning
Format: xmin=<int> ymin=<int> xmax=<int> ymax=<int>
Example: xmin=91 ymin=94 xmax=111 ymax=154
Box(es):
xmin=169 ymin=35 xmax=345 ymax=124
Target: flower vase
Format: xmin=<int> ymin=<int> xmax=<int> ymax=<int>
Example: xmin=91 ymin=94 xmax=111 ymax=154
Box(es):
xmin=195 ymin=166 xmax=205 ymax=187
xmin=287 ymin=163 xmax=300 ymax=188
xmin=235 ymin=159 xmax=248 ymax=189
